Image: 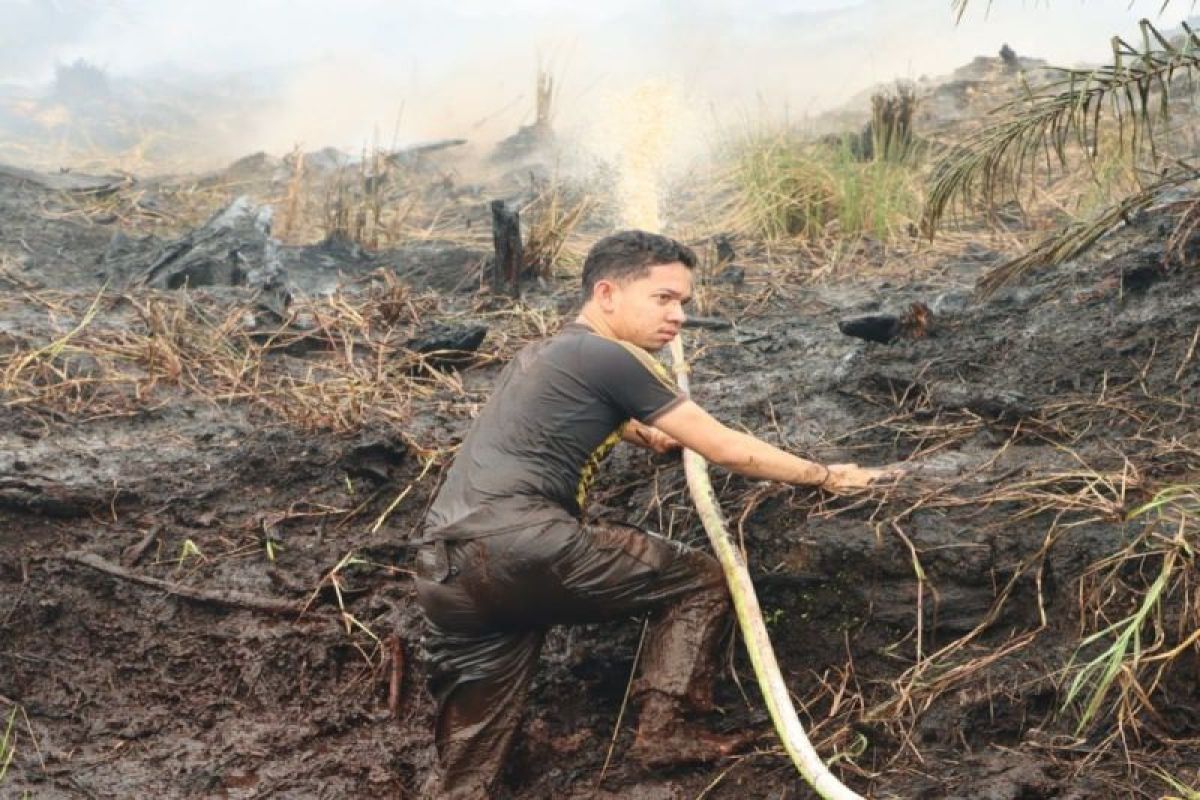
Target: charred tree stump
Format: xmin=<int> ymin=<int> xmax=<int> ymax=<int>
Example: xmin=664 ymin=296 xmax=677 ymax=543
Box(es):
xmin=490 ymin=199 xmax=523 ymax=298
xmin=1000 ymin=43 xmax=1019 ymax=71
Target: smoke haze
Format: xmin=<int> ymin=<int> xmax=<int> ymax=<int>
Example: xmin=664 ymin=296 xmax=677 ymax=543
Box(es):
xmin=0 ymin=0 xmax=1181 ymax=168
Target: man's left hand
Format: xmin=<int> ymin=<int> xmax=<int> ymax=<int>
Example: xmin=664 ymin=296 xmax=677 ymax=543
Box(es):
xmin=629 ymin=422 xmax=682 ymax=454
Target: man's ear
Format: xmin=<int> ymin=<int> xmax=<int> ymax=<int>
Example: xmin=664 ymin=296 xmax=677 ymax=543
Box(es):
xmin=593 ymin=279 xmax=618 ymax=312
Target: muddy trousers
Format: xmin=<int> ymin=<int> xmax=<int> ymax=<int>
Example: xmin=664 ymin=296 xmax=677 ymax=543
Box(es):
xmin=413 ymin=519 xmax=730 ymax=799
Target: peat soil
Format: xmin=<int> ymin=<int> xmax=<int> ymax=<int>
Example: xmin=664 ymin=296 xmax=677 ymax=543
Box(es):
xmin=2 ymin=166 xmax=1199 ymax=800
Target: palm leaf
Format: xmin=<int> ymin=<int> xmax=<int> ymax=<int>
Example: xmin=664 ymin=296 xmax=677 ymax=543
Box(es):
xmin=925 ymin=19 xmax=1200 ymax=238
xmin=975 ymin=166 xmax=1199 ymax=297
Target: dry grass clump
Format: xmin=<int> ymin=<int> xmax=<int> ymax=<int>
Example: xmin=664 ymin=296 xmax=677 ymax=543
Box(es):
xmin=1065 ymin=484 xmax=1200 ymax=741
xmin=521 ymin=174 xmax=596 ymax=280
xmin=721 ymin=132 xmax=841 ymax=242
xmin=322 ymin=147 xmax=420 ymax=250
xmin=0 ymin=280 xmax=496 ymax=436
xmin=0 ymin=272 xmax=573 ymax=440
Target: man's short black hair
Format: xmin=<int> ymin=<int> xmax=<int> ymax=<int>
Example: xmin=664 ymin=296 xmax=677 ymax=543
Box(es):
xmin=581 ymin=230 xmax=697 ymax=300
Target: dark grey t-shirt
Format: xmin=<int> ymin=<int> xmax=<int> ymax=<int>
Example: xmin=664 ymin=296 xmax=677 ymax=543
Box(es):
xmin=425 ymin=322 xmax=684 ymax=537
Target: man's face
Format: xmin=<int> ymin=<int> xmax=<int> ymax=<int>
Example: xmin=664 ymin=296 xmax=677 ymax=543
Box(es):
xmin=598 ymin=261 xmax=692 ymax=351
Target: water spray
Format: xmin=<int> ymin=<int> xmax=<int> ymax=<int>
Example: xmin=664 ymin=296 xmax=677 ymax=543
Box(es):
xmin=608 ymin=81 xmax=863 ymax=800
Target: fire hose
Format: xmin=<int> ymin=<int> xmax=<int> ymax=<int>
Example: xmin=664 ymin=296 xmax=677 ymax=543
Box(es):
xmin=668 ymin=335 xmax=864 ymax=800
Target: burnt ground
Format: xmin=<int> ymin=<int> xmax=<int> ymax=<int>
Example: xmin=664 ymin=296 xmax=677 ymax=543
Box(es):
xmin=2 ymin=165 xmax=1199 ymax=800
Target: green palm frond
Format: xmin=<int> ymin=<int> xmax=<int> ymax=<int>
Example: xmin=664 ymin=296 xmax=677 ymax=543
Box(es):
xmin=976 ymin=165 xmax=1199 ymax=297
xmin=925 ymin=19 xmax=1200 ymax=239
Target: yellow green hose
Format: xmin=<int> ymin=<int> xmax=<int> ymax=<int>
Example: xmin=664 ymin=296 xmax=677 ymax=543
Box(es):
xmin=669 ymin=336 xmax=863 ymax=800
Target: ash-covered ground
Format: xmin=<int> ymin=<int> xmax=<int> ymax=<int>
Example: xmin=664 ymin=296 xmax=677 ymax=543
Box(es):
xmin=2 ymin=56 xmax=1200 ymax=800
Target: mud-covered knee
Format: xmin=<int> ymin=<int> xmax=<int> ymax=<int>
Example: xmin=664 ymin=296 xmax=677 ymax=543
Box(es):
xmin=692 ymin=552 xmax=727 ymax=592
xmin=703 ymin=580 xmax=731 ymax=610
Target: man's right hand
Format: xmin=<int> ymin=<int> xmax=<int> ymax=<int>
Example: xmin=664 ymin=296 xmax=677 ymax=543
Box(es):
xmin=821 ymin=463 xmax=904 ymax=493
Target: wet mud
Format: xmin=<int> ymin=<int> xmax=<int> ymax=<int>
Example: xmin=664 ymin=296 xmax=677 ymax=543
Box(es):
xmin=2 ymin=164 xmax=1199 ymax=799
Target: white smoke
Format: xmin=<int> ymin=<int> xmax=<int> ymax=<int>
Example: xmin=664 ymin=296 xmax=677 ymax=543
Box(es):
xmin=0 ymin=0 xmax=1171 ymax=169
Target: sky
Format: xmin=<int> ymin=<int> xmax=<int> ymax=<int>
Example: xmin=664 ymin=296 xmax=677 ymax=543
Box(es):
xmin=0 ymin=0 xmax=1188 ymax=156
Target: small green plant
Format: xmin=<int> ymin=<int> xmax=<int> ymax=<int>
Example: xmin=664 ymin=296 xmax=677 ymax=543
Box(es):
xmin=1063 ymin=485 xmax=1200 ymax=735
xmin=826 ymin=732 xmax=869 ymax=768
xmin=307 ymin=551 xmax=380 ymax=646
xmin=176 ymin=538 xmax=204 ymax=570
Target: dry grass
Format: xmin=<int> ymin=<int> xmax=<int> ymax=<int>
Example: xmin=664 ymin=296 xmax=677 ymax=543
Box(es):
xmin=685 ymin=347 xmax=1200 ymax=791
xmin=0 ymin=271 xmax=574 ymax=438
xmin=279 ymin=145 xmax=306 ymax=242
xmin=521 ymin=173 xmax=596 ymax=280
xmin=0 ymin=278 xmax=570 ymax=686
xmin=22 ymin=139 xmax=470 ymax=251
xmin=1065 ymin=485 xmax=1200 ymax=740
xmin=0 ymin=282 xmax=472 ymax=438
xmin=322 ymin=147 xmax=420 ymax=250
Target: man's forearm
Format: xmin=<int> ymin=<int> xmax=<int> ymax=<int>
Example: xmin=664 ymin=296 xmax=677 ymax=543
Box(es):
xmin=654 ymin=400 xmax=892 ymax=491
xmin=711 ymin=429 xmax=828 ymax=485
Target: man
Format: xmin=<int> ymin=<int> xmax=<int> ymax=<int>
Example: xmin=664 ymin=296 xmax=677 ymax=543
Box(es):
xmin=414 ymin=230 xmax=892 ymax=798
